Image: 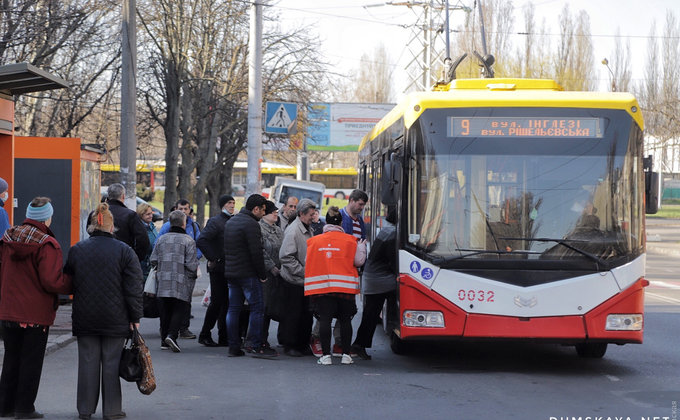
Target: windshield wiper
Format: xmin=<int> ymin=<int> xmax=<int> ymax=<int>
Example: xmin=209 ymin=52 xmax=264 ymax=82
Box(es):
xmin=431 ymin=248 xmax=542 ymax=265
xmin=499 ymin=237 xmax=606 ymax=266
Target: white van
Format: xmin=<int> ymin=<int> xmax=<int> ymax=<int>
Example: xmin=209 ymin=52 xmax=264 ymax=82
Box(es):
xmin=270 ymin=177 xmax=325 ymax=210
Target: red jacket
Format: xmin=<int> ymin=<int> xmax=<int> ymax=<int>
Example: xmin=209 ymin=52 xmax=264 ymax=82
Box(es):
xmin=0 ymin=219 xmax=72 ymax=326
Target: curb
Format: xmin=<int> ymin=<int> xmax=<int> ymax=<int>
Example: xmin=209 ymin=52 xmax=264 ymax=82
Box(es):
xmin=45 ymin=335 xmax=77 ymax=356
xmin=646 ymin=244 xmax=680 ymax=257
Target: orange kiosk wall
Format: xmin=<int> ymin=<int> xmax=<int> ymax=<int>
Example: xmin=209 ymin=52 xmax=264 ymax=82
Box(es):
xmin=13 ymin=137 xmax=102 ymax=261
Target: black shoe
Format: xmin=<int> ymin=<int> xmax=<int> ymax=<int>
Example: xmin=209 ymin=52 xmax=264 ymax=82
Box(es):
xmin=283 ymin=347 xmax=304 ymax=357
xmin=164 ymin=336 xmax=181 ymax=353
xmin=103 ymin=412 xmax=126 ymax=420
xmin=78 ymin=415 xmax=91 ymax=420
xmin=228 ymin=347 xmax=245 ymax=357
xmin=14 ymin=412 xmax=43 ymax=419
xmin=351 ymin=345 xmax=372 ymax=360
xmin=179 ymin=328 xmax=196 ymax=339
xmin=246 ymin=344 xmax=279 ymax=359
xmin=198 ymin=336 xmax=218 ymax=347
xmin=0 ymin=412 xmax=13 ymax=418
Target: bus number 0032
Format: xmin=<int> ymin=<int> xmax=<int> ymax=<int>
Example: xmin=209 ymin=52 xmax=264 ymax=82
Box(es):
xmin=458 ymin=289 xmax=495 ymax=302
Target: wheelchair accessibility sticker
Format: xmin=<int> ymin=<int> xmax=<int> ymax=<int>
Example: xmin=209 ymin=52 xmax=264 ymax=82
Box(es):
xmin=421 ymin=268 xmax=434 ymax=280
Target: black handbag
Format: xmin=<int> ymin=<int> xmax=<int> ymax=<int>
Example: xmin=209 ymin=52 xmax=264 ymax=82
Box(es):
xmin=143 ymin=294 xmax=160 ymax=318
xmin=264 ymin=273 xmax=285 ymax=322
xmin=119 ymin=329 xmax=143 ymax=382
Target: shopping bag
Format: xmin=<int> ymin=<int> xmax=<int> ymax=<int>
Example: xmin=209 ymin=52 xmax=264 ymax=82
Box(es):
xmin=202 ymin=285 xmax=211 ymax=307
xmin=143 ymin=267 xmax=157 ymax=295
xmin=119 ymin=332 xmax=142 ymax=382
xmin=133 ymin=326 xmax=156 ymax=395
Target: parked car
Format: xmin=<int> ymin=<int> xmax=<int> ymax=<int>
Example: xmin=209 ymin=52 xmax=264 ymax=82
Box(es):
xmin=231 ymin=184 xmax=246 ymax=197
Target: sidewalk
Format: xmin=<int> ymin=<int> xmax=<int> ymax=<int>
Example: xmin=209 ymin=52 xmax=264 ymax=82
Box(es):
xmin=0 ymin=261 xmax=211 ymax=359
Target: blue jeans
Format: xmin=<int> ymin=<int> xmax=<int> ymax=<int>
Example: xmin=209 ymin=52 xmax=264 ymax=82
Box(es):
xmin=227 ymin=277 xmax=264 ymax=349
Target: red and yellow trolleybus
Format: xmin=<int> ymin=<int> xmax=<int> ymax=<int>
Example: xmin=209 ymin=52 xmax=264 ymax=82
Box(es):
xmin=358 ymin=78 xmax=657 ymax=358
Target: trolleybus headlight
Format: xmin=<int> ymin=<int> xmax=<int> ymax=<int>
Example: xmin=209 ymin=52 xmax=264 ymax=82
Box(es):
xmin=605 ymin=314 xmax=643 ymax=331
xmin=403 ymin=311 xmax=445 ymax=328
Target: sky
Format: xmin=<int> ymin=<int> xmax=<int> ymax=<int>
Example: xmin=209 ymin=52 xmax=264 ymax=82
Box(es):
xmin=271 ymin=0 xmax=680 ymax=101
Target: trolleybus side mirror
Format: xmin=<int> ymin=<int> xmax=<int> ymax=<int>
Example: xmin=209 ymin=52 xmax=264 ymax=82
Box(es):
xmin=381 ymin=159 xmax=401 ymax=206
xmin=644 ymin=155 xmax=659 ymax=214
xmin=645 ymin=171 xmax=659 ymax=214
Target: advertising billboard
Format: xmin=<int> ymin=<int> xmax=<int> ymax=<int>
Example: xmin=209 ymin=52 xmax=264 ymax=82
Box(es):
xmin=306 ymin=102 xmax=394 ymax=151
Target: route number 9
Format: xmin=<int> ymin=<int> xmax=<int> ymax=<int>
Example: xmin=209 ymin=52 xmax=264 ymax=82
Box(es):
xmin=460 ymin=119 xmax=470 ymax=135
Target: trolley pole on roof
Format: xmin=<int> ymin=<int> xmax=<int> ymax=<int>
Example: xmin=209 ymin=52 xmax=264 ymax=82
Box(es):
xmin=120 ymin=0 xmax=137 ymax=209
xmin=387 ymin=0 xmax=469 ymax=92
xmin=246 ymin=0 xmax=264 ymax=197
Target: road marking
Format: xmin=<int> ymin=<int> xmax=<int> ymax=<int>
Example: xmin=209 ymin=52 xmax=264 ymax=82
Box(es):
xmin=649 ymin=280 xmax=680 ymax=290
xmin=605 ymin=375 xmax=620 ymax=382
xmin=646 ymin=291 xmax=680 ymax=304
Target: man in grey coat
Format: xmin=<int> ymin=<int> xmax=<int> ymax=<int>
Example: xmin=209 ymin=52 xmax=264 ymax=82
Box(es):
xmin=278 ymin=198 xmax=316 ymax=356
xmin=150 ymin=210 xmax=199 ymax=353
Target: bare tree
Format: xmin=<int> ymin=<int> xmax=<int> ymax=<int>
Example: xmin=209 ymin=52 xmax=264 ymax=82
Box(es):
xmin=349 ymin=44 xmax=394 ymax=103
xmin=607 ymin=29 xmax=632 ymax=93
xmin=454 ymin=0 xmax=515 ymax=78
xmin=138 ymin=1 xmax=330 ymax=223
xmin=2 ymin=1 xmax=123 ymax=146
xmin=553 ymin=5 xmax=594 ymax=91
xmin=512 ymin=1 xmax=551 ymax=78
xmin=138 ymin=0 xmax=196 ymax=214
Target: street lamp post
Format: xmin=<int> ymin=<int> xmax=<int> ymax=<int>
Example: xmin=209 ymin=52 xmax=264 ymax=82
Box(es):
xmin=601 ymin=58 xmax=616 ymax=92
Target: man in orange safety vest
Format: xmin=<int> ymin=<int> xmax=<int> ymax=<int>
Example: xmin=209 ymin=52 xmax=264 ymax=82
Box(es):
xmin=304 ymin=206 xmax=366 ymax=366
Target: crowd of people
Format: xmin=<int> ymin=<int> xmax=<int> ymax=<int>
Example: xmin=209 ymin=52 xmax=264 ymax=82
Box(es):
xmin=0 ymin=181 xmax=399 ymax=418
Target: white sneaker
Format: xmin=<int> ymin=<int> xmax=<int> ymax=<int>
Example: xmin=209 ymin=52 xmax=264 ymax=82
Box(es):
xmin=317 ymin=355 xmax=332 ymax=365
xmin=341 ymin=354 xmax=354 ymax=365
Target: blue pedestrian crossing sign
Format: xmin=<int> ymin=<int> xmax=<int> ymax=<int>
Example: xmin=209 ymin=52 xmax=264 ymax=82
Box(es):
xmin=265 ymin=101 xmax=298 ymax=135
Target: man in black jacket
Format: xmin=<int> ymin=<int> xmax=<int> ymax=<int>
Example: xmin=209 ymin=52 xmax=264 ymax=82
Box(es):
xmin=103 ymin=183 xmax=150 ymax=261
xmin=223 ymin=194 xmax=277 ymax=358
xmin=195 ymin=194 xmax=235 ymax=347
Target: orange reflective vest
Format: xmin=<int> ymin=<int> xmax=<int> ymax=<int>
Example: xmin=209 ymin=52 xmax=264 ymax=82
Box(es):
xmin=304 ymin=231 xmax=359 ymax=296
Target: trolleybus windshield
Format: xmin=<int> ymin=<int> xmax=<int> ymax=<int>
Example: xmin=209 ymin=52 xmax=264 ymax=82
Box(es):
xmin=406 ymin=107 xmax=644 ymax=270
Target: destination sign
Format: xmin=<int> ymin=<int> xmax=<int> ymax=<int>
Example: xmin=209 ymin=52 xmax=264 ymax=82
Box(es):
xmin=448 ymin=117 xmax=603 ymax=138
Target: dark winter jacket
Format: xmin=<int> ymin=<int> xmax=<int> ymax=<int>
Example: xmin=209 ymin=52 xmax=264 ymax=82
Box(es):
xmin=196 ymin=212 xmax=231 ymax=273
xmin=92 ymin=199 xmax=150 ymax=262
xmin=64 ymin=231 xmax=143 ymax=337
xmin=362 ymin=224 xmax=397 ymax=295
xmin=0 ymin=219 xmax=72 ymax=326
xmin=223 ymin=208 xmax=267 ymax=280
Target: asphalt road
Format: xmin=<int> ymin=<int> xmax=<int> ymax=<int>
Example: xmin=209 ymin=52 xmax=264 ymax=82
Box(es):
xmin=27 ymin=222 xmax=680 ymax=420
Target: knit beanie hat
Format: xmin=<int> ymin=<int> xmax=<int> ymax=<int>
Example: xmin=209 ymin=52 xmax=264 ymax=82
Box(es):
xmin=264 ymin=200 xmax=278 ymax=215
xmin=26 ymin=201 xmax=54 ymax=222
xmin=219 ymin=194 xmax=235 ymax=208
xmin=0 ymin=177 xmax=7 ymax=194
